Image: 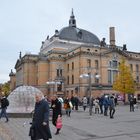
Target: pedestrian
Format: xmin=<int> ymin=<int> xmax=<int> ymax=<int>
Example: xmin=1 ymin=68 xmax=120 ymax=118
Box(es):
xmin=109 ymin=96 xmax=115 ymax=119
xmin=103 ymin=95 xmax=109 ymax=116
xmin=99 ymin=95 xmax=104 ymax=114
xmin=82 ymin=96 xmax=88 ymax=111
xmin=29 ymin=92 xmax=52 ymax=140
xmin=71 ymin=95 xmax=75 ymax=110
xmin=74 ymin=95 xmax=79 ymax=110
xmin=64 ymin=97 xmax=72 ymax=117
xmin=94 ymin=98 xmax=100 ymax=114
xmin=51 ymin=94 xmax=62 ymax=135
xmin=114 ymin=96 xmax=118 ymax=106
xmin=58 ymin=96 xmax=64 ymax=109
xmin=89 ymin=96 xmax=94 ymax=115
xmin=129 ymin=95 xmax=134 ymax=112
xmin=0 ymin=93 xmax=9 ymax=122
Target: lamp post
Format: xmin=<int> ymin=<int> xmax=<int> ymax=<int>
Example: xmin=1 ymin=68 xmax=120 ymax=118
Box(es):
xmin=80 ymin=73 xmax=100 ymax=115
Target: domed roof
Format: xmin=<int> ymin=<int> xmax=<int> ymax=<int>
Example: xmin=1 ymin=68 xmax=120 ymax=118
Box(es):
xmin=53 ymin=9 xmax=100 ymax=45
xmin=58 ymin=26 xmax=100 ymax=45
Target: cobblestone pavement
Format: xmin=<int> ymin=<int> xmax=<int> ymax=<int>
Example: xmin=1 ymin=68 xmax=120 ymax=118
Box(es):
xmin=0 ymin=105 xmax=140 ymax=140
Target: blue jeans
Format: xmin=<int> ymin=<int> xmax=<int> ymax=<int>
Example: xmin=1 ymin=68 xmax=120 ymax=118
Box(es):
xmin=0 ymin=107 xmax=9 ymax=121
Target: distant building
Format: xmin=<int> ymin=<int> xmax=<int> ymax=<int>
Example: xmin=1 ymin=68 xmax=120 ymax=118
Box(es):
xmin=9 ymin=10 xmax=140 ymax=101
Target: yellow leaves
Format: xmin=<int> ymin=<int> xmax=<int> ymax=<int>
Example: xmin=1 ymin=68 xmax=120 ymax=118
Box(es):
xmin=113 ymin=58 xmax=135 ymax=94
xmin=1 ymin=82 xmax=10 ymax=97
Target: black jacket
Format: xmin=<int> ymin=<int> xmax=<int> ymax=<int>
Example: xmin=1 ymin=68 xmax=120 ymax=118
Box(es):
xmin=0 ymin=97 xmax=9 ymax=108
xmin=31 ymin=99 xmax=52 ymax=139
xmin=51 ymin=99 xmax=62 ymax=126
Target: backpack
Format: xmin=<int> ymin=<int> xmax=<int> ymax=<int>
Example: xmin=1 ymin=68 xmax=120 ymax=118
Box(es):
xmin=5 ymin=98 xmax=9 ymax=106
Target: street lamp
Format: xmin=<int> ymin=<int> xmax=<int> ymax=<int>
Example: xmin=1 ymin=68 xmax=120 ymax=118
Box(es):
xmin=80 ymin=73 xmax=100 ymax=115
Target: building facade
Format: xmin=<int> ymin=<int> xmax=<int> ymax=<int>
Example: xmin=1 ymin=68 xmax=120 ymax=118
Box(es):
xmin=9 ymin=10 xmax=140 ymax=100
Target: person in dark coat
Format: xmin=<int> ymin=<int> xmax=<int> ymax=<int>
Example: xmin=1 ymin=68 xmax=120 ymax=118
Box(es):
xmin=103 ymin=95 xmax=109 ymax=116
xmin=129 ymin=95 xmax=134 ymax=112
xmin=30 ymin=93 xmax=52 ymax=140
xmin=51 ymin=95 xmax=62 ymax=135
xmin=99 ymin=95 xmax=104 ymax=114
xmin=0 ymin=94 xmax=9 ymax=122
xmin=64 ymin=97 xmax=72 ymax=117
xmin=108 ymin=96 xmax=115 ymax=119
xmin=74 ymin=95 xmax=79 ymax=110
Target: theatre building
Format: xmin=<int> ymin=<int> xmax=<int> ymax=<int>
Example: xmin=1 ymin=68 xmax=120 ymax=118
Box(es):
xmin=9 ymin=10 xmax=140 ymax=101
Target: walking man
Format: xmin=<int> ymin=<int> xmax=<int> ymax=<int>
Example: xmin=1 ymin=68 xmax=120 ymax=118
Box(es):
xmin=29 ymin=92 xmax=52 ymax=140
xmin=0 ymin=94 xmax=9 ymax=122
xmin=129 ymin=95 xmax=134 ymax=112
xmin=109 ymin=96 xmax=115 ymax=119
xmin=103 ymin=95 xmax=109 ymax=116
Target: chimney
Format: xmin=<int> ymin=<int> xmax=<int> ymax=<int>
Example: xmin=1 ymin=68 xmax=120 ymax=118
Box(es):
xmin=109 ymin=27 xmax=115 ymax=47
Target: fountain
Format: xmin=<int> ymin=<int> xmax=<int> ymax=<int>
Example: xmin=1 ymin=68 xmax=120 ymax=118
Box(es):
xmin=7 ymin=85 xmax=43 ymax=117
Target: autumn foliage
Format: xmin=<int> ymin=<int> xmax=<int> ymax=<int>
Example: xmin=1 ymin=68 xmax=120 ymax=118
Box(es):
xmin=113 ymin=58 xmax=135 ymax=95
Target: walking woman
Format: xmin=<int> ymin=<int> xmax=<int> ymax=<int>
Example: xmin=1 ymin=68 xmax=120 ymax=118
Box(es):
xmin=51 ymin=95 xmax=62 ymax=135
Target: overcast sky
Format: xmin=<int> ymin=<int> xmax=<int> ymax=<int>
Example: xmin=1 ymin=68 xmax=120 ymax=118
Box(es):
xmin=0 ymin=0 xmax=140 ymax=83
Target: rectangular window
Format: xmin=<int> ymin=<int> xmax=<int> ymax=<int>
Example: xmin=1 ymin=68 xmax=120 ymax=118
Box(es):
xmin=95 ymin=60 xmax=99 ymax=69
xmin=108 ymin=70 xmax=111 ymax=84
xmin=57 ymin=69 xmax=59 ymax=77
xmin=113 ymin=70 xmax=118 ymax=82
xmin=72 ymin=62 xmax=74 ymax=70
xmin=87 ymin=59 xmax=91 ymax=68
xmin=136 ymin=64 xmax=139 ymax=73
xmin=56 ymin=69 xmax=62 ymax=77
xmin=72 ymin=75 xmax=74 ymax=84
xmin=67 ymin=64 xmax=69 ymax=71
xmin=67 ymin=76 xmax=69 ymax=85
xmin=130 ymin=64 xmax=133 ymax=71
xmin=57 ymin=84 xmax=62 ymax=92
xmin=136 ymin=76 xmax=139 ymax=83
xmin=112 ymin=60 xmax=117 ymax=68
xmin=60 ymin=69 xmax=62 ymax=76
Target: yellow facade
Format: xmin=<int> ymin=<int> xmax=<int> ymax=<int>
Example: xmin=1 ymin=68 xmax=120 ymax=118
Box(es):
xmin=9 ymin=11 xmax=140 ymax=102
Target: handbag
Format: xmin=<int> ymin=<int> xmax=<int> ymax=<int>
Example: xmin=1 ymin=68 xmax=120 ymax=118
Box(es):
xmin=64 ymin=103 xmax=67 ymax=109
xmin=29 ymin=126 xmax=35 ymax=138
xmin=69 ymin=101 xmax=73 ymax=108
xmin=56 ymin=115 xmax=62 ymax=129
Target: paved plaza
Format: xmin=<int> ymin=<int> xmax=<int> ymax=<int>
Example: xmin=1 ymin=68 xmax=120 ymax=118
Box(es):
xmin=0 ymin=105 xmax=140 ymax=140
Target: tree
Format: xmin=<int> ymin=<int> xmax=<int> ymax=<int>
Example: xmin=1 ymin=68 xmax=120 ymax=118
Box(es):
xmin=1 ymin=82 xmax=10 ymax=97
xmin=113 ymin=58 xmax=135 ymax=102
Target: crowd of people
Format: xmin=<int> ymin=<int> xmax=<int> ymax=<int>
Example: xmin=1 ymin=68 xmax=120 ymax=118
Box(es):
xmin=0 ymin=92 xmax=138 ymax=140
